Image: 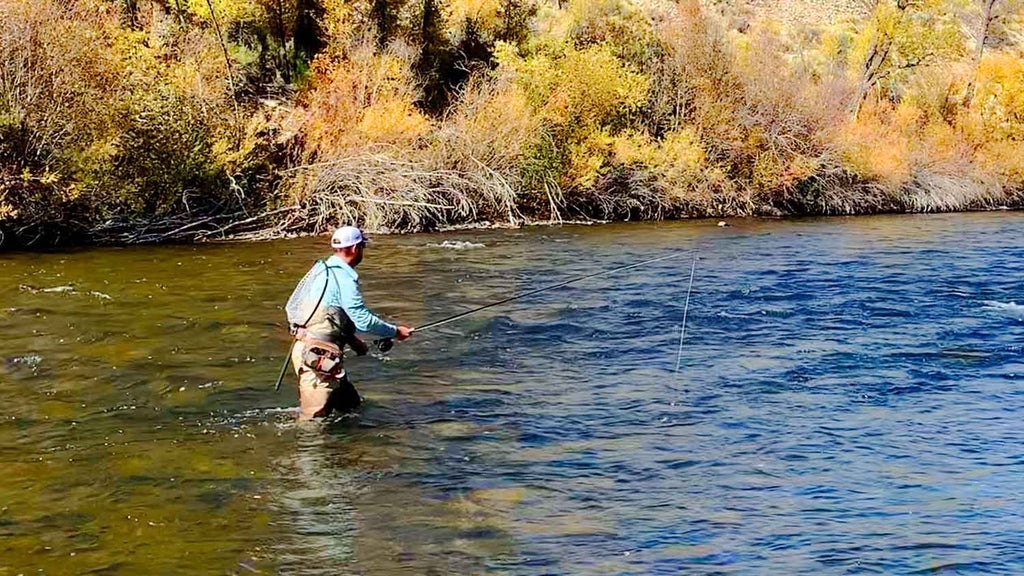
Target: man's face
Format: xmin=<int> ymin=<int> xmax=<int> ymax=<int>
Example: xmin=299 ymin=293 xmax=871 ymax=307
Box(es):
xmin=350 ymin=241 xmax=365 ymax=266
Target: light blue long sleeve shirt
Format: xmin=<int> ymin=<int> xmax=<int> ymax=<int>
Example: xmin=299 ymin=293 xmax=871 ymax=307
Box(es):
xmin=323 ymin=255 xmax=398 ymax=338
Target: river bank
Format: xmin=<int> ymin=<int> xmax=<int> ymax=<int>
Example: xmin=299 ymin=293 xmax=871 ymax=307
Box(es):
xmin=4 ymin=201 xmax=1023 ymax=250
xmin=3 ymin=0 xmax=1024 ymax=249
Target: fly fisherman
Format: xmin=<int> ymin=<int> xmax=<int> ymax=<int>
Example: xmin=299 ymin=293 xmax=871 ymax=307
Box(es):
xmin=288 ymin=226 xmax=414 ymax=419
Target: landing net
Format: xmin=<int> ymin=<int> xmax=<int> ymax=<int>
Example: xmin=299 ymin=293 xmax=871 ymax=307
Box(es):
xmin=285 ymin=260 xmax=331 ymax=328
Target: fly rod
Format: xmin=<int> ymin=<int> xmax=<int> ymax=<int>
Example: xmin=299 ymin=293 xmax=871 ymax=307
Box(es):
xmin=414 ymin=251 xmax=689 ymax=334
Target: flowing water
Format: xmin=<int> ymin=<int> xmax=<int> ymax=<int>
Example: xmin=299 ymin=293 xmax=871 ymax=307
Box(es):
xmin=1 ymin=213 xmax=1022 ymax=575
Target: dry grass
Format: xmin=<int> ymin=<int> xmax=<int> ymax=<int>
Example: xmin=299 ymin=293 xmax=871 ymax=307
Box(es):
xmin=281 ymin=149 xmax=520 ymax=233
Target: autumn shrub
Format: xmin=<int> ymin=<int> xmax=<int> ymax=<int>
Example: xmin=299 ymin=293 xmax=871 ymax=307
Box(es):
xmin=833 ymin=96 xmax=1011 ymax=213
xmin=0 ymin=0 xmax=123 ymax=241
xmin=284 ymin=42 xmax=514 ymax=232
xmin=970 ymin=51 xmax=1024 ymax=141
xmin=0 ymin=0 xmax=267 ymax=246
xmin=0 ymin=1 xmax=118 ymax=176
xmin=491 ymin=38 xmax=652 ymax=216
xmin=431 ymin=76 xmax=540 ymax=221
xmin=962 ymin=50 xmax=1024 ymax=200
xmin=5 ymin=0 xmax=1024 ymax=246
xmin=299 ymin=41 xmax=426 ymax=154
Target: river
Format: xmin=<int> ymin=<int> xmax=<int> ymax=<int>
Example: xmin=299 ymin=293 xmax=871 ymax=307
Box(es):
xmin=1 ymin=213 xmax=1022 ymax=574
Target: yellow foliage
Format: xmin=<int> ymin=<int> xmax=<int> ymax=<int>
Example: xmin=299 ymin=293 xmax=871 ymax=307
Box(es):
xmin=357 ymin=100 xmax=430 ymax=145
xmin=849 ymin=0 xmax=965 ymax=87
xmin=446 ymin=0 xmax=503 ymax=29
xmin=849 ymin=1 xmax=897 ymax=67
xmin=541 ymin=45 xmax=649 ymax=129
xmin=796 ymin=22 xmax=858 ymax=77
xmin=495 ymin=43 xmax=559 ymax=109
xmin=977 ymin=140 xmax=1024 ymax=182
xmin=498 ymin=41 xmax=650 ymax=191
xmin=913 ymin=120 xmax=963 ymax=173
xmin=302 ymin=45 xmax=423 ymax=154
xmin=184 ymin=0 xmax=259 ymax=24
xmin=320 ymin=0 xmax=358 ymax=51
xmin=499 ymin=42 xmax=649 ymax=128
xmin=530 ymin=1 xmax=574 ymax=47
xmin=610 ymin=128 xmax=707 ymax=189
xmin=113 ymin=29 xmax=160 ymax=80
xmin=610 ymin=130 xmax=654 ymax=165
xmin=836 ymin=104 xmax=913 ymax=187
xmin=568 ymin=0 xmax=639 ymax=27
xmin=972 ymin=51 xmax=1024 ymax=140
xmin=655 ymin=129 xmax=706 ymax=177
xmin=893 ymin=101 xmax=923 ymax=130
xmin=0 ymin=201 xmax=18 ymax=220
xmin=566 ymin=130 xmax=615 ymax=189
xmin=818 ymin=27 xmax=844 ymax=60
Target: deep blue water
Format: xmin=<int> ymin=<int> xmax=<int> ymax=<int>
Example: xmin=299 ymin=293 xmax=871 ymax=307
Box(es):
xmin=274 ymin=213 xmax=1023 ymax=574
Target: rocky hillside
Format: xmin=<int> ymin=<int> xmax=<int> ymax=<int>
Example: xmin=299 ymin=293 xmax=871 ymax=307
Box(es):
xmin=732 ymin=0 xmax=870 ymax=26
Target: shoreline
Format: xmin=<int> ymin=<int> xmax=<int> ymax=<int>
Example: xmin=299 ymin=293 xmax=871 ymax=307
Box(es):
xmin=5 ymin=205 xmax=1019 ymax=252
xmin=150 ymin=204 xmax=1024 ymax=244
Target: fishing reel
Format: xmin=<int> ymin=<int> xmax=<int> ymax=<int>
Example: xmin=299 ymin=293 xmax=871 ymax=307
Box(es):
xmin=373 ymin=338 xmax=394 ymax=353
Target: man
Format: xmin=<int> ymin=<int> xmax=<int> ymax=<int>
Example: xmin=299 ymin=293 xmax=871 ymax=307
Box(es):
xmin=291 ymin=226 xmax=413 ymax=419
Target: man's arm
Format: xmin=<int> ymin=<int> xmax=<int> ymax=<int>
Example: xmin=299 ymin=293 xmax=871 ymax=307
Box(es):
xmin=340 ymin=280 xmax=398 ymax=338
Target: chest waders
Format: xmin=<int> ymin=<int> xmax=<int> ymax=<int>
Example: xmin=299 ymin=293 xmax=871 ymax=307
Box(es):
xmin=277 ymin=261 xmax=354 ymax=391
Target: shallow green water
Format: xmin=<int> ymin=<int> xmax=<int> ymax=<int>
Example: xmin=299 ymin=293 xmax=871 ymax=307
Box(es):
xmin=0 ymin=229 xmax=562 ymax=574
xmin=2 ymin=214 xmax=1022 ymax=574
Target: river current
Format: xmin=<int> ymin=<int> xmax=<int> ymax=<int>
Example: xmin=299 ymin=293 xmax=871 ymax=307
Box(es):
xmin=1 ymin=213 xmax=1022 ymax=574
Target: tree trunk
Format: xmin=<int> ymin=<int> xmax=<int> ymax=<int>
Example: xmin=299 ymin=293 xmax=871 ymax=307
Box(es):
xmin=963 ymin=0 xmax=998 ymax=109
xmin=294 ymin=0 xmax=325 ymax=63
xmin=855 ymin=35 xmax=892 ymax=118
xmin=371 ymin=0 xmax=397 ymax=49
xmin=275 ymin=0 xmax=291 ymax=83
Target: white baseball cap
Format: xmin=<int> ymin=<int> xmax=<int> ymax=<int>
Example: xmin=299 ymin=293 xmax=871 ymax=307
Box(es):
xmin=330 ymin=226 xmax=368 ymax=249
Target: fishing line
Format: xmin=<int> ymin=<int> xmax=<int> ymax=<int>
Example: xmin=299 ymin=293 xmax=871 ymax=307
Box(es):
xmin=278 ymin=249 xmax=692 ymax=389
xmin=414 ymin=250 xmax=690 ymax=333
xmin=675 ymin=254 xmax=697 ymax=373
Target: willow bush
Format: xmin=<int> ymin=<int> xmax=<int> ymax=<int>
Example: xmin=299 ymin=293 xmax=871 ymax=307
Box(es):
xmin=1 ymin=0 xmax=1023 ymax=246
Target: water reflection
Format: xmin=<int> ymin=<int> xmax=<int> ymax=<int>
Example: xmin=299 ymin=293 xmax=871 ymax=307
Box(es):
xmin=270 ymin=417 xmax=521 ymax=574
xmin=273 ymin=425 xmax=360 ymax=573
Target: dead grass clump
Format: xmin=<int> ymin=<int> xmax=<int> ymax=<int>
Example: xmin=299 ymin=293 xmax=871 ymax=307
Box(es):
xmin=284 ymin=46 xmax=531 ymax=232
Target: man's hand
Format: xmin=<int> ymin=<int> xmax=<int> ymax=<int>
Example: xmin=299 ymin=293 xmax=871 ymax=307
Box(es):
xmin=348 ymin=336 xmax=369 ymax=356
xmin=396 ymin=325 xmax=415 ymax=340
